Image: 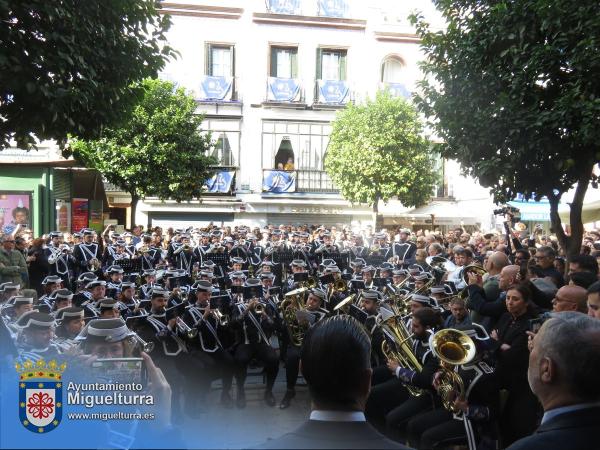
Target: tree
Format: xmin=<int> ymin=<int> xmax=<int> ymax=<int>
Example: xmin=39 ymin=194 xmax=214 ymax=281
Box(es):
xmin=411 ymin=0 xmax=600 ymax=261
xmin=67 ymin=78 xmax=217 ymax=226
xmin=0 ymin=0 xmax=175 ymax=149
xmin=324 ymin=91 xmax=438 ymax=227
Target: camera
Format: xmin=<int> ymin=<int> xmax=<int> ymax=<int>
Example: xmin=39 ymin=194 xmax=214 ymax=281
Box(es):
xmin=493 ymin=205 xmax=521 ymax=223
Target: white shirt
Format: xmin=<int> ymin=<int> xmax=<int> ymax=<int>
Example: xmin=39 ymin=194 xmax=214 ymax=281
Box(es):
xmin=310 ymin=410 xmax=366 ymax=422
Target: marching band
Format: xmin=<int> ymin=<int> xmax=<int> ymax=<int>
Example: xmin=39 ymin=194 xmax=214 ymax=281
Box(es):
xmin=2 ymin=223 xmax=578 ymax=449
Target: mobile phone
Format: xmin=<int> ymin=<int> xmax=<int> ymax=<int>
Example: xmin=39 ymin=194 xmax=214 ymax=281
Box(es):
xmin=528 ymin=317 xmax=545 ymax=333
xmin=91 ymin=357 xmax=147 ymax=385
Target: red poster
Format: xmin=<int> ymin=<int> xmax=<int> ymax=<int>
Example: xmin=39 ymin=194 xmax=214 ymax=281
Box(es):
xmin=71 ymin=198 xmax=89 ymax=233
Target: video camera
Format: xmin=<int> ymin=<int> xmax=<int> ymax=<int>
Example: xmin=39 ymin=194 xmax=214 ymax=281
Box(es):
xmin=493 ymin=205 xmax=521 ymax=223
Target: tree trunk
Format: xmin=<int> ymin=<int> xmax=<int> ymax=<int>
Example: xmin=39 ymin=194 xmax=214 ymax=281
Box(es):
xmin=130 ymin=193 xmax=139 ymax=231
xmin=548 ymin=165 xmax=593 ymax=267
xmin=372 ymin=195 xmax=383 ymax=231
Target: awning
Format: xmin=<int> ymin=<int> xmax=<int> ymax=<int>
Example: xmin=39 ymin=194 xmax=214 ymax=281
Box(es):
xmin=558 ymin=200 xmax=600 ymax=224
xmin=507 ymin=200 xmax=551 ymax=222
xmin=383 ymin=201 xmax=480 ymax=226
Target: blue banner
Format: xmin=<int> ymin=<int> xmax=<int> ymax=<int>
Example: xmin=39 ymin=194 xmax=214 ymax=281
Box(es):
xmin=385 ymin=83 xmax=411 ymax=99
xmin=206 ymin=171 xmax=235 ymax=194
xmin=266 ymin=0 xmax=301 ymax=14
xmin=317 ymin=80 xmax=349 ymax=104
xmin=267 ymin=77 xmax=300 ymax=102
xmin=318 ymin=0 xmax=348 ymax=17
xmin=262 ymin=170 xmax=296 ymax=193
xmin=199 ymin=76 xmax=232 ymax=101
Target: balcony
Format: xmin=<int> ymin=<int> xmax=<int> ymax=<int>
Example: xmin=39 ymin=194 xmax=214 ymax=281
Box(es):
xmin=313 ymin=79 xmax=351 ymax=108
xmin=379 ymin=82 xmax=411 ymax=100
xmin=261 ymin=169 xmax=338 ymax=194
xmin=297 ymin=170 xmax=338 ymax=193
xmin=263 ymin=77 xmax=306 ymax=107
xmin=198 ymin=75 xmax=241 ymax=103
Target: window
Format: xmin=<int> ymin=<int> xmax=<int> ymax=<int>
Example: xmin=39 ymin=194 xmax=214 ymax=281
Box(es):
xmin=381 ymin=56 xmax=404 ymax=83
xmin=202 ymin=119 xmax=241 ymax=167
xmin=316 ymin=49 xmax=347 ymax=81
xmin=206 ymin=44 xmax=234 ymax=77
xmin=262 ymin=120 xmax=337 ymax=192
xmin=270 ymin=47 xmax=298 ymax=78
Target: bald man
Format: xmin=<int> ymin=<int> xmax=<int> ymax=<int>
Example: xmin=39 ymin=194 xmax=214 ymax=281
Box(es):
xmin=552 ymin=285 xmax=588 ymax=314
xmin=483 ymin=251 xmax=510 ymax=300
xmin=467 ymin=264 xmax=520 ymax=330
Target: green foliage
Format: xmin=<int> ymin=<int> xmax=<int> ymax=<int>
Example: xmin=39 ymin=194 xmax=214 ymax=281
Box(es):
xmin=68 ymin=79 xmax=216 ymax=203
xmin=0 ymin=0 xmax=175 ymax=149
xmin=324 ymin=91 xmax=437 ymax=209
xmin=411 ymin=0 xmax=600 ymax=257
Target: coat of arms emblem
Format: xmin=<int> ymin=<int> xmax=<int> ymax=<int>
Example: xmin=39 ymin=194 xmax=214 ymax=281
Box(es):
xmin=15 ymin=359 xmax=66 ymax=433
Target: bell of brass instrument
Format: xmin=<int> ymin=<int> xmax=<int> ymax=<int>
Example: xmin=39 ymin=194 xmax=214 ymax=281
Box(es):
xmin=250 ymin=301 xmax=265 ymax=315
xmin=333 ymin=278 xmax=348 ymax=292
xmin=212 ymin=309 xmax=229 ymax=326
xmin=379 ymin=314 xmax=424 ymax=397
xmin=130 ymin=331 xmax=155 ymax=353
xmin=279 ymin=287 xmax=308 ymax=347
xmin=87 ymin=257 xmax=101 ymax=272
xmin=177 ymin=317 xmax=198 ymax=338
xmin=333 ymin=294 xmax=355 ymax=314
xmin=459 ymin=264 xmax=488 ymax=299
xmin=429 ymin=328 xmax=477 ymax=413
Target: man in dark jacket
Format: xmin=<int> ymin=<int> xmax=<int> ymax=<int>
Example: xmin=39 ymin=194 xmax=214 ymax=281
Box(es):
xmin=507 ymin=312 xmax=600 ymax=450
xmin=255 ymin=315 xmax=409 ymax=449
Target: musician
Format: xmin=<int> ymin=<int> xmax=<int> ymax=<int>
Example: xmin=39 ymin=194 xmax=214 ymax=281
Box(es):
xmin=75 ymin=279 xmax=105 ymax=318
xmin=97 ymin=297 xmax=122 ymax=319
xmin=286 ymin=259 xmax=307 ymax=292
xmin=280 ymin=288 xmax=328 ymax=410
xmin=44 ymin=231 xmax=74 ymax=287
xmin=445 ymin=247 xmax=473 ymax=290
xmin=362 ymin=266 xmax=376 ymax=289
xmin=50 ymin=289 xmax=74 ymax=313
xmin=54 ymin=306 xmax=85 ymax=351
xmin=347 ymin=257 xmax=366 ymax=278
xmin=105 ymin=265 xmax=124 ymax=298
xmin=133 ymin=288 xmax=189 ymax=420
xmin=7 ymin=296 xmax=34 ymax=325
xmin=406 ymin=330 xmax=499 ymax=450
xmin=397 ymin=229 xmax=416 ymax=264
xmin=361 ymin=290 xmax=385 ymax=367
xmin=366 ymin=307 xmax=442 ymax=440
xmin=229 ymin=256 xmax=245 ymax=274
xmin=314 ymin=231 xmax=339 ymax=255
xmin=0 ymin=281 xmax=20 ymax=303
xmin=172 ymin=234 xmax=198 ymax=278
xmin=14 ymin=311 xmax=61 ymax=363
xmin=37 ymin=275 xmax=63 ymax=312
xmin=72 ymin=229 xmax=101 ymax=277
xmin=230 ymin=278 xmax=280 ymax=408
xmin=181 ymin=281 xmax=235 ymax=412
xmin=139 ymin=269 xmax=157 ymax=300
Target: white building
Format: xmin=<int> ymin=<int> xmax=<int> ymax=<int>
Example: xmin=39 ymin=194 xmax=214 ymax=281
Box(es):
xmin=119 ymin=0 xmax=497 ymax=231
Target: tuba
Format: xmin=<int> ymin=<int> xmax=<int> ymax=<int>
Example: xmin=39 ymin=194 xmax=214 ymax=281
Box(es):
xmin=279 ymin=287 xmax=308 ymax=347
xmin=379 ymin=314 xmax=425 ymax=397
xmin=429 ymin=328 xmax=476 ymax=413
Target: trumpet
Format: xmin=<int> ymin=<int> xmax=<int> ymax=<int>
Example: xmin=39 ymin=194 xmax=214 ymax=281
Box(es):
xmin=333 ymin=278 xmax=348 ymax=292
xmin=130 ymin=332 xmax=155 ymax=353
xmin=212 ymin=309 xmax=229 ymax=326
xmin=251 ymin=302 xmax=266 ymax=315
xmin=177 ymin=317 xmax=198 ymax=338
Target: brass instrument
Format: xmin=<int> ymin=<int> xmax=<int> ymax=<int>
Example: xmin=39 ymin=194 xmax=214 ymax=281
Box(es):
xmin=412 ymin=275 xmax=435 ymax=295
xmin=279 ymin=287 xmax=308 ymax=347
xmin=87 ymin=257 xmax=101 ymax=272
xmin=333 ymin=294 xmax=355 ymax=314
xmin=300 ymin=276 xmax=317 ymax=289
xmin=429 ymin=328 xmax=476 ymax=413
xmin=426 ymin=256 xmax=457 ymax=273
xmin=212 ymin=309 xmax=229 ymax=326
xmin=138 ymin=245 xmax=150 ymax=255
xmin=380 ymin=314 xmax=424 ymax=397
xmin=250 ymin=301 xmax=265 ymax=315
xmin=459 ymin=264 xmax=488 ymax=299
xmin=177 ymin=317 xmax=198 ymax=339
xmin=130 ymin=331 xmax=155 ymax=353
xmin=333 ymin=278 xmax=348 ymax=293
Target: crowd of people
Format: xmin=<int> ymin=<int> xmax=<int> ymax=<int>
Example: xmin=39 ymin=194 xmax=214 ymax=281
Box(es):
xmin=1 ymin=220 xmax=598 ymax=449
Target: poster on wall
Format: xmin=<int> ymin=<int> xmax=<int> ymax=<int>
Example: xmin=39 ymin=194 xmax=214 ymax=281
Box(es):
xmin=88 ymin=200 xmax=103 ymax=234
xmin=0 ymin=192 xmax=32 ymax=235
xmin=55 ymin=200 xmax=71 ymax=233
xmin=71 ymin=198 xmax=89 ymax=233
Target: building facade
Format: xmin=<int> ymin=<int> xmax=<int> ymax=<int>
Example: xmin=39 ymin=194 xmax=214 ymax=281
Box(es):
xmin=131 ymin=0 xmax=495 ymax=231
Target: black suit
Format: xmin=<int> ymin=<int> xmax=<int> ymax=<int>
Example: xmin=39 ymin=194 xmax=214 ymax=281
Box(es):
xmin=254 ymin=419 xmax=410 ymax=449
xmin=506 ymin=406 xmax=599 ymax=450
